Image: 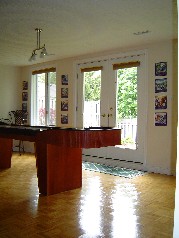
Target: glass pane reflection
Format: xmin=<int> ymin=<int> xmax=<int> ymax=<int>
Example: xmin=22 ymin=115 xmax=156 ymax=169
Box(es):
xmin=79 ymin=177 xmax=139 ymax=238
xmin=79 ymin=176 xmax=103 ymax=237
xmin=111 ymin=182 xmax=138 ymax=237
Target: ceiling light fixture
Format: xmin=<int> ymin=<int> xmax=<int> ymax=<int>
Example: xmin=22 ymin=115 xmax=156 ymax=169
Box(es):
xmin=29 ymin=28 xmax=48 ymax=61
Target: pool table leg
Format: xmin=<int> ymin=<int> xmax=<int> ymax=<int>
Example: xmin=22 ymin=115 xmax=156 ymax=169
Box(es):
xmin=0 ymin=137 xmax=13 ymax=169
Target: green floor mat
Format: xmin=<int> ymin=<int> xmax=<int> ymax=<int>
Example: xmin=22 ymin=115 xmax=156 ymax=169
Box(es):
xmin=82 ymin=161 xmax=146 ymax=178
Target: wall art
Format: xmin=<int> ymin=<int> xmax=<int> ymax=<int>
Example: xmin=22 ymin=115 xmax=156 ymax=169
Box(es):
xmin=61 ymin=74 xmax=68 ymax=85
xmin=23 ymin=81 xmax=28 ymax=90
xmin=155 ymin=78 xmax=167 ymax=93
xmin=155 ymin=62 xmax=167 ymax=76
xmin=61 ymin=88 xmax=68 ymax=98
xmin=61 ymin=100 xmax=68 ymax=111
xmin=22 ymin=102 xmax=27 ymax=112
xmin=61 ymin=114 xmax=68 ymax=124
xmin=22 ymin=92 xmax=28 ymax=101
xmin=155 ymin=112 xmax=167 ymax=126
xmin=155 ymin=95 xmax=167 ymax=110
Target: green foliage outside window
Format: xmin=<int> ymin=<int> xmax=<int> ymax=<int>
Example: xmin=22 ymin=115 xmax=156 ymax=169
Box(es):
xmin=117 ymin=67 xmax=137 ymax=119
xmin=84 ymin=68 xmax=137 ymax=119
xmin=84 ymin=71 xmax=101 ymax=101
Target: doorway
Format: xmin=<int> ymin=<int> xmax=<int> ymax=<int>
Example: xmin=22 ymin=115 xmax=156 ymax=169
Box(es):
xmin=76 ymin=52 xmax=147 ymax=168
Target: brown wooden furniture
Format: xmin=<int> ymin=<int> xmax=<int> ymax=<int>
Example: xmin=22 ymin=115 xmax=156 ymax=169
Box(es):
xmin=0 ymin=125 xmax=121 ymax=196
xmin=9 ymin=110 xmax=28 ymax=155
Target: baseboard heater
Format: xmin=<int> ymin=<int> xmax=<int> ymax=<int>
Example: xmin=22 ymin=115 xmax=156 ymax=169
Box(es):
xmin=82 ymin=154 xmax=143 ymax=165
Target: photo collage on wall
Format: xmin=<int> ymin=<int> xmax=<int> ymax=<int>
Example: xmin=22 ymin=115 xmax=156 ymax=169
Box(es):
xmin=154 ymin=62 xmax=167 ymax=126
xmin=22 ymin=81 xmax=28 ymax=124
xmin=61 ymin=75 xmax=69 ymax=124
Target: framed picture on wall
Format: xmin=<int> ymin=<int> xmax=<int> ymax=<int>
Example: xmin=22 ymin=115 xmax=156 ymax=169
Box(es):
xmin=61 ymin=74 xmax=68 ymax=85
xmin=155 ymin=95 xmax=167 ymax=110
xmin=22 ymin=102 xmax=27 ymax=112
xmin=155 ymin=62 xmax=167 ymax=76
xmin=61 ymin=100 xmax=68 ymax=111
xmin=22 ymin=92 xmax=28 ymax=101
xmin=61 ymin=88 xmax=68 ymax=98
xmin=155 ymin=112 xmax=167 ymax=126
xmin=155 ymin=78 xmax=167 ymax=93
xmin=61 ymin=114 xmax=68 ymax=124
xmin=23 ymin=81 xmax=28 ymax=90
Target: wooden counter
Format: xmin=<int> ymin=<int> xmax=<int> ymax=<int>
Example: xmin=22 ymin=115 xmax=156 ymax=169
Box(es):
xmin=0 ymin=125 xmax=121 ymax=195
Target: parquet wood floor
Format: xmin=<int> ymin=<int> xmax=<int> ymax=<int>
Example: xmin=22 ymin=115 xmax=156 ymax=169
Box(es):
xmin=0 ymin=153 xmax=176 ymax=238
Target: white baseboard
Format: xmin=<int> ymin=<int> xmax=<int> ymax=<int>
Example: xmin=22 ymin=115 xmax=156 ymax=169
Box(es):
xmin=145 ymin=165 xmax=174 ymax=176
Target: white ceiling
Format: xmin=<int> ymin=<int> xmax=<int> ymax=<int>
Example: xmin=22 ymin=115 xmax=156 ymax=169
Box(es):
xmin=0 ymin=0 xmax=177 ymax=67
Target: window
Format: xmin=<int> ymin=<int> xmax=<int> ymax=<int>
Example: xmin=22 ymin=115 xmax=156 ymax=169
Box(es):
xmin=82 ymin=67 xmax=102 ymax=128
xmin=31 ymin=68 xmax=56 ymax=126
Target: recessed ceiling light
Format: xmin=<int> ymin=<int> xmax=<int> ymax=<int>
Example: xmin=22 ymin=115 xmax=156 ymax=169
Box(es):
xmin=133 ymin=30 xmax=151 ymax=35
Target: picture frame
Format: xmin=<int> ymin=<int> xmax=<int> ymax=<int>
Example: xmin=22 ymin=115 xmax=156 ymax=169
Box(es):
xmin=155 ymin=78 xmax=167 ymax=93
xmin=155 ymin=95 xmax=167 ymax=110
xmin=61 ymin=114 xmax=68 ymax=124
xmin=155 ymin=112 xmax=167 ymax=126
xmin=61 ymin=88 xmax=68 ymax=98
xmin=61 ymin=74 xmax=68 ymax=85
xmin=22 ymin=102 xmax=27 ymax=112
xmin=23 ymin=81 xmax=28 ymax=90
xmin=22 ymin=92 xmax=28 ymax=101
xmin=61 ymin=100 xmax=68 ymax=111
xmin=155 ymin=62 xmax=167 ymax=76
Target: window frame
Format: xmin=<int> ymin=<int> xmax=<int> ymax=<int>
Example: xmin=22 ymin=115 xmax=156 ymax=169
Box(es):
xmin=31 ymin=68 xmax=56 ymax=126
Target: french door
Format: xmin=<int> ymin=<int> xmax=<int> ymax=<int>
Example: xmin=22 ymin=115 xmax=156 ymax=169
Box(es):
xmin=76 ymin=52 xmax=147 ymax=166
xmin=76 ymin=60 xmax=112 ymax=128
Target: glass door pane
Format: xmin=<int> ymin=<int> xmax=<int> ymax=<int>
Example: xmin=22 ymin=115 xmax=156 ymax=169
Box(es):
xmin=106 ymin=54 xmax=146 ymax=164
xmin=116 ymin=67 xmax=137 ymax=149
xmin=83 ymin=70 xmax=101 ymax=128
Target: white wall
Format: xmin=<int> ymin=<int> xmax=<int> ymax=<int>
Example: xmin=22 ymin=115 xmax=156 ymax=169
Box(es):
xmin=173 ymin=156 xmax=179 ymax=237
xmin=0 ymin=65 xmax=21 ymax=119
xmin=145 ymin=41 xmax=174 ymax=174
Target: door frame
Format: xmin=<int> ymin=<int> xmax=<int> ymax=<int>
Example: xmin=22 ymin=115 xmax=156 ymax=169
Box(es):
xmin=74 ymin=50 xmax=148 ymax=169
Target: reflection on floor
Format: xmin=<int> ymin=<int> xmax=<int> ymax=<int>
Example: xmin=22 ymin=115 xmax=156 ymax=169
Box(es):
xmin=0 ymin=153 xmax=176 ymax=238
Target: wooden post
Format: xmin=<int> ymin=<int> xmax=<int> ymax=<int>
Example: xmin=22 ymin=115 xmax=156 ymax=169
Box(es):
xmin=0 ymin=138 xmax=13 ymax=169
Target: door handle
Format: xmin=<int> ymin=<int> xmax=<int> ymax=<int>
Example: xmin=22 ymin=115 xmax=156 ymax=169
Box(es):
xmin=101 ymin=114 xmax=106 ymax=117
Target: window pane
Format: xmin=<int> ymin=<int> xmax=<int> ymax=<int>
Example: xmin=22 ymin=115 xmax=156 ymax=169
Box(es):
xmin=37 ymin=73 xmax=46 ymax=126
xmin=31 ymin=71 xmax=56 ymax=126
xmin=83 ymin=70 xmax=101 ymax=128
xmin=116 ymin=67 xmax=137 ymax=149
xmin=48 ymin=72 xmax=56 ymax=125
